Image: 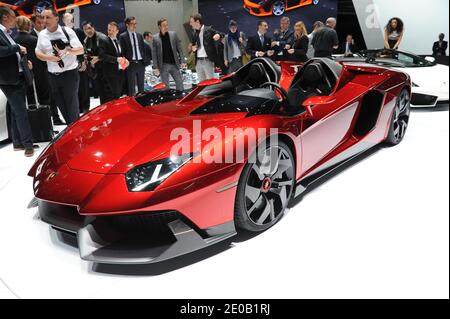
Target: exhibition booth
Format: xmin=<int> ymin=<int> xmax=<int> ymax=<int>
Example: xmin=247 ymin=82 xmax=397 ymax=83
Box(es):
xmin=0 ymin=0 xmax=448 ymax=301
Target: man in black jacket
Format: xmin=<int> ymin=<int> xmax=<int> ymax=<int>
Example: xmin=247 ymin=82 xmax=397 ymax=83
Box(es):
xmin=0 ymin=5 xmax=36 ymax=156
xmin=100 ymin=21 xmax=128 ymax=102
xmin=83 ymin=21 xmax=109 ymax=104
xmin=433 ymin=33 xmax=448 ymax=57
xmin=120 ymin=16 xmax=148 ymax=96
xmin=246 ymin=20 xmax=274 ymax=60
xmin=189 ymin=13 xmax=223 ymax=82
xmin=311 ymin=17 xmax=339 ymax=58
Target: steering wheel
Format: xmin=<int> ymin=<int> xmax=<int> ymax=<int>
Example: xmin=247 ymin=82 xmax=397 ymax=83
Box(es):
xmin=260 ymin=82 xmax=289 ymax=101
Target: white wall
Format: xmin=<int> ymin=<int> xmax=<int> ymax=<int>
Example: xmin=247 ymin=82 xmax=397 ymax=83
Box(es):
xmin=123 ymin=0 xmax=198 ymax=54
xmin=353 ymin=0 xmax=449 ymax=55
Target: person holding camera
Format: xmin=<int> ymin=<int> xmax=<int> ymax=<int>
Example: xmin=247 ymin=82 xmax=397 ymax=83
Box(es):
xmin=35 ymin=8 xmax=84 ymax=125
xmin=82 ymin=21 xmax=109 ymax=104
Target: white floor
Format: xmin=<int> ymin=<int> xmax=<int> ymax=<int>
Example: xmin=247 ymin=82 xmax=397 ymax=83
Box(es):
xmin=0 ymin=105 xmax=448 ymax=299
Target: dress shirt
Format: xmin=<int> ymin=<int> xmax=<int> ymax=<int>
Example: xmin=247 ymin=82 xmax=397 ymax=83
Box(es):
xmin=197 ymin=25 xmax=207 ymax=58
xmin=128 ymin=31 xmax=142 ymax=61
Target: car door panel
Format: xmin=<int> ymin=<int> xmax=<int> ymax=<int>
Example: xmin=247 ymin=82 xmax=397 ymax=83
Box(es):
xmin=300 ymin=83 xmax=368 ymax=174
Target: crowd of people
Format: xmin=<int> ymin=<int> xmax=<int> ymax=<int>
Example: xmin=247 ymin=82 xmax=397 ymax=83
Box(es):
xmin=1 ymin=4 xmax=447 ymax=157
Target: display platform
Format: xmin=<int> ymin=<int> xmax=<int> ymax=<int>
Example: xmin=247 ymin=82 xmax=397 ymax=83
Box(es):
xmin=0 ymin=100 xmax=448 ymax=299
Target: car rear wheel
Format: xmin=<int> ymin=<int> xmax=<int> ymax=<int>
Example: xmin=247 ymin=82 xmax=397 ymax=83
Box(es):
xmin=385 ymin=88 xmax=411 ymax=145
xmin=272 ymin=1 xmax=286 ymax=16
xmin=234 ymin=140 xmax=295 ymax=232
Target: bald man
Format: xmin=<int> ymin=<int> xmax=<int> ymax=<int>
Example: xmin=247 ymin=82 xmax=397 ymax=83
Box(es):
xmin=311 ymin=17 xmax=339 ymax=58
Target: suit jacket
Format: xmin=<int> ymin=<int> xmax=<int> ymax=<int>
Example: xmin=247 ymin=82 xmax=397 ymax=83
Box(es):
xmin=14 ymin=31 xmax=47 ymax=77
xmin=119 ymin=31 xmax=150 ymax=65
xmin=223 ymin=32 xmax=247 ymax=62
xmin=285 ymin=35 xmax=309 ymax=62
xmin=144 ymin=41 xmax=152 ymax=65
xmin=272 ymin=29 xmax=294 ymax=54
xmin=246 ymin=33 xmax=272 ymax=59
xmin=338 ymin=41 xmax=358 ymax=55
xmin=152 ymin=31 xmax=185 ymax=70
xmin=192 ymin=25 xmax=224 ymax=63
xmin=0 ymin=28 xmax=21 ymax=85
xmin=98 ymin=36 xmax=124 ymax=78
xmin=433 ymin=41 xmax=448 ymax=56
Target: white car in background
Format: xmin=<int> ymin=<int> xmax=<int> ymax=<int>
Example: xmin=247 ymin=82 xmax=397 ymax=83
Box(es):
xmin=337 ymin=49 xmax=449 ymax=108
xmin=0 ymin=90 xmax=8 ymax=142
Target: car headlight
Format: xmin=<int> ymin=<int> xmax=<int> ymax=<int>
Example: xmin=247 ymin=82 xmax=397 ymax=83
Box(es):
xmin=125 ymin=153 xmax=195 ymax=192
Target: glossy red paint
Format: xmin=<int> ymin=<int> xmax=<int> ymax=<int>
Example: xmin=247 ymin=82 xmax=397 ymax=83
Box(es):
xmin=29 ymin=59 xmax=411 ymax=230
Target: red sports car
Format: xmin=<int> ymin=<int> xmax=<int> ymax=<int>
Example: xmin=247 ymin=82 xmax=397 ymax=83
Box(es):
xmin=244 ymin=0 xmax=319 ymax=17
xmin=0 ymin=0 xmax=98 ymax=17
xmin=28 ymin=58 xmax=411 ymax=264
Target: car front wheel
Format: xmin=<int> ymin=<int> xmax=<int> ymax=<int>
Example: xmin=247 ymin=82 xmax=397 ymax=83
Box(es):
xmin=234 ymin=140 xmax=295 ymax=232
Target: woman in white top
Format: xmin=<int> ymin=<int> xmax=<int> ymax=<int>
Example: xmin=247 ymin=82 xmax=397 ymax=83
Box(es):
xmin=384 ymin=17 xmax=404 ymax=50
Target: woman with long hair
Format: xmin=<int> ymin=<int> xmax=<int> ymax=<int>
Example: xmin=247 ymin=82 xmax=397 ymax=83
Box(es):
xmin=286 ymin=21 xmax=309 ymax=62
xmin=384 ymin=17 xmax=404 ymax=50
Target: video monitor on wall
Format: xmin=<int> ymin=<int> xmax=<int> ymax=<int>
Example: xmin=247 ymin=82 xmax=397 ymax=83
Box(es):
xmin=198 ymin=0 xmax=338 ymax=36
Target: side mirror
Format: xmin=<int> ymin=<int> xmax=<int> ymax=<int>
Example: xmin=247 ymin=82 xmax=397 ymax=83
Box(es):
xmin=425 ymin=56 xmax=436 ymax=63
xmin=305 ymin=105 xmax=314 ymax=118
xmin=303 ymin=95 xmax=334 ymax=107
xmin=302 ymin=96 xmax=335 ymax=118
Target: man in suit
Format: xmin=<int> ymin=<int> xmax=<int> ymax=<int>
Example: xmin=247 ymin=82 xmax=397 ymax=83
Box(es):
xmin=120 ymin=16 xmax=147 ymax=96
xmin=99 ymin=21 xmax=128 ymax=102
xmin=433 ymin=33 xmax=448 ymax=57
xmin=143 ymin=31 xmax=153 ymax=65
xmin=189 ymin=13 xmax=223 ymax=82
xmin=0 ymin=5 xmax=36 ymax=156
xmin=338 ymin=34 xmax=358 ymax=57
xmin=30 ymin=13 xmax=45 ymax=37
xmin=272 ymin=17 xmax=294 ymax=61
xmin=152 ymin=19 xmax=185 ymax=91
xmin=246 ymin=20 xmax=274 ymax=60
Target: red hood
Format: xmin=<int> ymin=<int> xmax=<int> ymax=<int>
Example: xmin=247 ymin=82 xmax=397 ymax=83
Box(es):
xmin=38 ymin=97 xmax=246 ymax=175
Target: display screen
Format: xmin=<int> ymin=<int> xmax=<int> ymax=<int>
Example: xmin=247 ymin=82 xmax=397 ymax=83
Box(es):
xmin=198 ymin=0 xmax=338 ymax=37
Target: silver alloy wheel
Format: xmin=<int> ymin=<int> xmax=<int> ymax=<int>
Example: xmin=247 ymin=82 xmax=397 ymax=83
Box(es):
xmin=244 ymin=146 xmax=294 ymax=226
xmin=393 ymin=89 xmax=410 ymax=142
xmin=272 ymin=1 xmax=286 ymax=16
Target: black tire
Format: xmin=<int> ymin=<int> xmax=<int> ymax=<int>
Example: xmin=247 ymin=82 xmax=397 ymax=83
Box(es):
xmin=234 ymin=140 xmax=295 ymax=232
xmin=385 ymin=88 xmax=411 ymax=146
